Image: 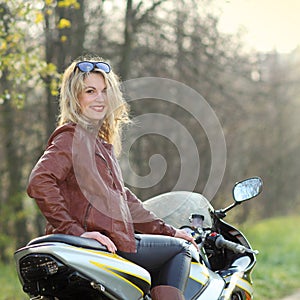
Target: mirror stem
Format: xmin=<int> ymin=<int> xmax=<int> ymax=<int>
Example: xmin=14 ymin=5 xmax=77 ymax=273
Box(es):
xmin=218 ymin=201 xmax=241 ymax=216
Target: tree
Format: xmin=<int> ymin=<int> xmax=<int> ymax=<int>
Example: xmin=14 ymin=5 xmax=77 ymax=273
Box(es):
xmin=119 ymin=0 xmax=168 ymax=80
xmin=2 ymin=0 xmax=300 ymax=263
xmin=117 ymin=0 xmax=262 ymax=205
xmin=41 ymin=0 xmax=86 ymax=136
xmin=0 ymin=0 xmax=52 ymax=260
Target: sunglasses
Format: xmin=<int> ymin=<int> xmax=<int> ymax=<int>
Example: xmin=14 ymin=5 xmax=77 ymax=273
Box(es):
xmin=75 ymin=61 xmax=111 ymax=73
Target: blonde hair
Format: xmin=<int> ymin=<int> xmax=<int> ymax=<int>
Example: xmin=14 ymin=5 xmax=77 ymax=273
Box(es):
xmin=58 ymin=56 xmax=130 ymax=156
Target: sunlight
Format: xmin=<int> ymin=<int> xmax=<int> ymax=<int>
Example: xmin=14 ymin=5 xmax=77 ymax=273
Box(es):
xmin=218 ymin=0 xmax=300 ymax=53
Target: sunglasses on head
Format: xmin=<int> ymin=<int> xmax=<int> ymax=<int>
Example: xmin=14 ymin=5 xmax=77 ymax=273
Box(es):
xmin=75 ymin=61 xmax=111 ymax=73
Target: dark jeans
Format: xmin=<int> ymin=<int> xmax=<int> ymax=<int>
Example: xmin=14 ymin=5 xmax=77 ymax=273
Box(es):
xmin=117 ymin=234 xmax=192 ymax=291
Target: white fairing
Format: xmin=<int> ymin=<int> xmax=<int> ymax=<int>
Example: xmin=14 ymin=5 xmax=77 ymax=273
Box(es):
xmin=195 ymin=270 xmax=225 ymax=299
xmin=184 ymin=260 xmax=225 ymax=299
xmin=15 ymin=242 xmax=151 ymax=300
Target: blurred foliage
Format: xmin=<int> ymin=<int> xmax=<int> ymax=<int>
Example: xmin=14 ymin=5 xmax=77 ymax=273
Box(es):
xmin=0 ymin=0 xmax=300 ymax=271
xmin=243 ymin=216 xmax=300 ymax=299
xmin=0 ymin=263 xmax=27 ymax=299
xmin=0 ymin=0 xmax=60 ymax=107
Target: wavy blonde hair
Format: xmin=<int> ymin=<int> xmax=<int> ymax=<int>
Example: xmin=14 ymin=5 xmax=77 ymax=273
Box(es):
xmin=58 ymin=56 xmax=130 ymax=156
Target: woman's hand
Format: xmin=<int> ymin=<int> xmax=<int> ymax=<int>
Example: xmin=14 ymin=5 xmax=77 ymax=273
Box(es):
xmin=174 ymin=228 xmax=199 ymax=251
xmin=81 ymin=231 xmax=117 ymax=253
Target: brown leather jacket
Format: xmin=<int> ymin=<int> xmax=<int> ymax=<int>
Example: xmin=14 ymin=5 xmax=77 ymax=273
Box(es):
xmin=27 ymin=123 xmax=176 ymax=252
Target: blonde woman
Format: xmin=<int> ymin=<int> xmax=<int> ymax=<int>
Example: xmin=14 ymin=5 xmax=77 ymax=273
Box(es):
xmin=27 ymin=56 xmax=196 ymax=299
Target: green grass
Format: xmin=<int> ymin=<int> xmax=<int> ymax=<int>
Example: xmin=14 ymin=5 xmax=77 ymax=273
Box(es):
xmin=243 ymin=216 xmax=300 ymax=299
xmin=1 ymin=216 xmax=300 ymax=299
xmin=0 ymin=263 xmax=27 ymax=299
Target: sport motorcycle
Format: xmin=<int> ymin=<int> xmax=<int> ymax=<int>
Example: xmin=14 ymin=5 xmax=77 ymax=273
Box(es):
xmin=14 ymin=176 xmax=262 ymax=300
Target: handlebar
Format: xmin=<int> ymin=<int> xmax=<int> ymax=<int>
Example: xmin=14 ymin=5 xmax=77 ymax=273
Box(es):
xmin=211 ymin=233 xmax=259 ymax=255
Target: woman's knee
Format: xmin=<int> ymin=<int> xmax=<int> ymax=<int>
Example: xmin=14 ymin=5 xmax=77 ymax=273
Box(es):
xmin=173 ymin=237 xmax=192 ymax=258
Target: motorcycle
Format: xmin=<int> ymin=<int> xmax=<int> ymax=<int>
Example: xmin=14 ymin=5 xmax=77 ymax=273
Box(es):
xmin=14 ymin=176 xmax=262 ymax=300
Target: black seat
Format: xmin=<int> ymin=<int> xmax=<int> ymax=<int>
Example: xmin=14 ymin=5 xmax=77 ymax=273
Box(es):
xmin=27 ymin=234 xmax=108 ymax=251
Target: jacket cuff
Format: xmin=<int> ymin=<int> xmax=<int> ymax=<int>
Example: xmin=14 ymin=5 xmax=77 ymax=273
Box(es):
xmin=69 ymin=225 xmax=86 ymax=236
xmin=164 ymin=224 xmax=177 ymax=237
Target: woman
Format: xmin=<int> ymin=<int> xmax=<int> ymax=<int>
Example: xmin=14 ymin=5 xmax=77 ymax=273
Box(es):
xmin=27 ymin=56 xmax=196 ymax=300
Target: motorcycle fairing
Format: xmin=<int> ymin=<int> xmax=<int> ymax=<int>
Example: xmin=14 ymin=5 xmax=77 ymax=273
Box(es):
xmin=184 ymin=261 xmax=225 ymax=300
xmin=222 ymin=272 xmax=253 ymax=299
xmin=219 ymin=256 xmax=254 ymax=299
xmin=194 ymin=270 xmax=225 ymax=300
xmin=15 ymin=241 xmax=151 ymax=300
xmin=89 ymin=260 xmax=150 ymax=296
xmin=184 ymin=261 xmax=209 ymax=299
xmin=210 ymin=219 xmax=256 ymax=271
xmin=189 ymin=262 xmax=209 ymax=284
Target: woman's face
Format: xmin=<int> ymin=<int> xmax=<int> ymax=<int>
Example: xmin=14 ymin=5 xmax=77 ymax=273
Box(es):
xmin=78 ymin=72 xmax=108 ymax=121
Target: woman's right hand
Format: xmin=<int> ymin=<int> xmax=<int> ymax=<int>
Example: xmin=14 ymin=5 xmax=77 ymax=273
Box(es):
xmin=81 ymin=231 xmax=117 ymax=253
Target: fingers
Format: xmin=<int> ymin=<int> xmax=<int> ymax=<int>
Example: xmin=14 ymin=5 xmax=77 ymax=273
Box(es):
xmin=185 ymin=235 xmax=199 ymax=251
xmin=97 ymin=234 xmax=117 ymax=253
xmin=175 ymin=229 xmax=199 ymax=252
xmin=81 ymin=231 xmax=117 ymax=253
xmin=190 ymin=239 xmax=200 ymax=251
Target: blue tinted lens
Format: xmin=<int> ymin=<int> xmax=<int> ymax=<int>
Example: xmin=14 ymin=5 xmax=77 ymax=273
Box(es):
xmin=95 ymin=62 xmax=111 ymax=73
xmin=77 ymin=62 xmax=94 ymax=72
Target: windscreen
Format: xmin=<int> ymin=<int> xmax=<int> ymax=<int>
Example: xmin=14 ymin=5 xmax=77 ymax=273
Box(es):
xmin=143 ymin=191 xmax=213 ymax=229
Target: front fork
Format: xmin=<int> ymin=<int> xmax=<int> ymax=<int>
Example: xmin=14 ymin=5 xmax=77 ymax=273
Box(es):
xmin=220 ymin=272 xmax=253 ymax=300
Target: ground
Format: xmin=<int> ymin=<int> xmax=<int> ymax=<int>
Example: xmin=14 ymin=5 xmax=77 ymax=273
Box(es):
xmin=281 ymin=290 xmax=300 ymax=300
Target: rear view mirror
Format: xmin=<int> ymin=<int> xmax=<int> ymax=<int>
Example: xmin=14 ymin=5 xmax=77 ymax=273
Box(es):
xmin=233 ymin=177 xmax=263 ymax=202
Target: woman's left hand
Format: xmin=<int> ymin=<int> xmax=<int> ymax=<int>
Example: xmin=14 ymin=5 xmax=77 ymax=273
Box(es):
xmin=174 ymin=228 xmax=199 ymax=251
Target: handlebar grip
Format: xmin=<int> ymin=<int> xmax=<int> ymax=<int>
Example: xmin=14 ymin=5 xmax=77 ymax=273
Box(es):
xmin=215 ymin=235 xmax=246 ymax=254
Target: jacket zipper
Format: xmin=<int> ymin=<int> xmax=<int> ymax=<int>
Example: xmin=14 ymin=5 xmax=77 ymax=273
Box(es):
xmin=96 ymin=152 xmax=116 ymax=187
xmin=96 ymin=152 xmax=111 ymax=171
xmin=84 ymin=152 xmax=115 ymax=232
xmin=84 ymin=203 xmax=92 ymax=231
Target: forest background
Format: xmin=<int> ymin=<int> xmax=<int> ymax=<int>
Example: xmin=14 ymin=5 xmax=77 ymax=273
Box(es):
xmin=1 ymin=0 xmax=300 ymax=268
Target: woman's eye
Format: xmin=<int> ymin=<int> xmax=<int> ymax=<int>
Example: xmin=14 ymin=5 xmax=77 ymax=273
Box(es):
xmin=86 ymin=89 xmax=94 ymax=94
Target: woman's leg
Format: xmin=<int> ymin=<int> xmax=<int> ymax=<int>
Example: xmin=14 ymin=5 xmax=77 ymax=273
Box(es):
xmin=117 ymin=234 xmax=191 ymax=291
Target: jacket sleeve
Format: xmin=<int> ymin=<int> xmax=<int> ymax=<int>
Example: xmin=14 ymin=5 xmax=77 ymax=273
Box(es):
xmin=27 ymin=129 xmax=85 ymax=236
xmin=125 ymin=188 xmax=176 ymax=237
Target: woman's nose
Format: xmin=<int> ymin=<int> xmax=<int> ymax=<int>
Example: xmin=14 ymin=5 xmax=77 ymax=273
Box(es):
xmin=95 ymin=91 xmax=105 ymax=100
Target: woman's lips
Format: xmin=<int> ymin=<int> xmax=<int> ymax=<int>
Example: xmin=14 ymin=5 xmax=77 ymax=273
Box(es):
xmin=91 ymin=105 xmax=105 ymax=112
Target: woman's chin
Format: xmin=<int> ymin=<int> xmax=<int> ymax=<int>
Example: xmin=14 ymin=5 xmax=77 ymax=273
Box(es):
xmin=84 ymin=113 xmax=106 ymax=123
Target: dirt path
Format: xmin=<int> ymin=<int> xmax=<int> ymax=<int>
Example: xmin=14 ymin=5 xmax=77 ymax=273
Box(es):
xmin=280 ymin=290 xmax=300 ymax=300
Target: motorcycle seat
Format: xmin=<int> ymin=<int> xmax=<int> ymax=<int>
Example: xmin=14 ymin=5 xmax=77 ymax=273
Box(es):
xmin=27 ymin=234 xmax=108 ymax=251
